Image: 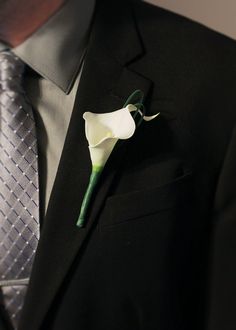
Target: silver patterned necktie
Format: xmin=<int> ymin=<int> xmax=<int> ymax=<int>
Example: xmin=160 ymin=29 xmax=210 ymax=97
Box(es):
xmin=0 ymin=51 xmax=40 ymax=329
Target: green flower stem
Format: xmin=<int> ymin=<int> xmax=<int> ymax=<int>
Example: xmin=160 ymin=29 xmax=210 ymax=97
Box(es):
xmin=77 ymin=166 xmax=103 ymax=228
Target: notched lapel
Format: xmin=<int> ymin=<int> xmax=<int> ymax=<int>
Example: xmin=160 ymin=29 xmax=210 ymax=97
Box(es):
xmin=18 ymin=1 xmax=152 ymax=329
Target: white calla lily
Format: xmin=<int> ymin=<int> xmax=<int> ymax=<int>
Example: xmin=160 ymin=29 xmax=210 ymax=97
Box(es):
xmin=83 ymin=104 xmax=136 ymax=168
xmin=76 ymin=93 xmax=160 ymax=228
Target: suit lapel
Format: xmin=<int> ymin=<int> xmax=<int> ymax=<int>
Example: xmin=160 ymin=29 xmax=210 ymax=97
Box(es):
xmin=18 ymin=0 xmax=152 ymax=329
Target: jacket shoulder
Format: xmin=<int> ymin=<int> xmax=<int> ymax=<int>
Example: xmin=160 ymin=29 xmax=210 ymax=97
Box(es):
xmin=132 ymin=0 xmax=236 ymax=56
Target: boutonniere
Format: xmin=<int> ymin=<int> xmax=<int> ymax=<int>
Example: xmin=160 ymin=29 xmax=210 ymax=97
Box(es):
xmin=77 ymin=90 xmax=160 ymax=228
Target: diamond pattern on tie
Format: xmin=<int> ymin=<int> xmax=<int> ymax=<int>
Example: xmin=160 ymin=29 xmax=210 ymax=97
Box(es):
xmin=0 ymin=51 xmax=40 ymax=329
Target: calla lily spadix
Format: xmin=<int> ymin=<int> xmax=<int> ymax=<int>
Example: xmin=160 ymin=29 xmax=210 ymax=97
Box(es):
xmin=76 ymin=91 xmax=160 ymax=228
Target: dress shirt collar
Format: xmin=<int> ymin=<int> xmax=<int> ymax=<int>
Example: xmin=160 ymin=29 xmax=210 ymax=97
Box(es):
xmin=12 ymin=0 xmax=96 ymax=94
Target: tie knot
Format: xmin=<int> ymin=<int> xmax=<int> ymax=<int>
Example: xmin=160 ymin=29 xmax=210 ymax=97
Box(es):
xmin=0 ymin=51 xmax=25 ymax=91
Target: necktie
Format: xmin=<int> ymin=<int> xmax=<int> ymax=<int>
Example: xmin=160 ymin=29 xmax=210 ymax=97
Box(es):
xmin=0 ymin=51 xmax=40 ymax=329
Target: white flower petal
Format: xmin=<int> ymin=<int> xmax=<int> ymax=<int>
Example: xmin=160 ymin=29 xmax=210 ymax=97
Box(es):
xmin=126 ymin=103 xmax=160 ymax=122
xmin=84 ymin=106 xmax=137 ymax=167
xmin=127 ymin=104 xmax=137 ymax=113
xmin=83 ymin=112 xmax=111 ymax=146
xmin=88 ymin=138 xmax=118 ymax=167
xmin=83 ymin=106 xmax=136 ymax=147
xmin=143 ymin=112 xmax=160 ymax=121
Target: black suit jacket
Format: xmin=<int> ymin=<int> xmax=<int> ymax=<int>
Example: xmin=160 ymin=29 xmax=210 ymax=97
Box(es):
xmin=2 ymin=0 xmax=235 ymax=329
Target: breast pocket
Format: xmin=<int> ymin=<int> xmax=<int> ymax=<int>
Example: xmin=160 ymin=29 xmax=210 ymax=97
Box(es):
xmin=100 ymin=170 xmax=193 ymax=229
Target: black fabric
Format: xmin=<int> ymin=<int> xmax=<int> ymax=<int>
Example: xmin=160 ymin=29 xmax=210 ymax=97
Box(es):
xmin=13 ymin=0 xmax=236 ymax=329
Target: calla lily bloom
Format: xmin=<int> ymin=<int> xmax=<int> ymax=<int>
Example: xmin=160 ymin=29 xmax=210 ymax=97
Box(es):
xmin=84 ymin=104 xmax=137 ymax=169
xmin=76 ymin=91 xmax=160 ymax=228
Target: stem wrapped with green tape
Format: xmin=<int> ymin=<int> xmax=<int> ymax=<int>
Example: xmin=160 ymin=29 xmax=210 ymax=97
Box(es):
xmin=77 ymin=167 xmax=102 ymax=227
